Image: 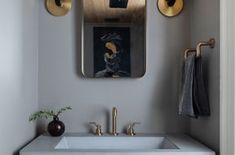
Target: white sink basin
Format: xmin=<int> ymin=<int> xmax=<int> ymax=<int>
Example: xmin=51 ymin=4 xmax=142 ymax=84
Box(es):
xmin=55 ymin=136 xmax=178 ymax=150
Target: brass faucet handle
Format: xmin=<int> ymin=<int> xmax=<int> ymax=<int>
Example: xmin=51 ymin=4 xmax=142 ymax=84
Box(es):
xmin=127 ymin=122 xmax=140 ymax=136
xmin=131 ymin=122 xmax=141 ymax=127
xmin=89 ymin=122 xmax=103 ymax=136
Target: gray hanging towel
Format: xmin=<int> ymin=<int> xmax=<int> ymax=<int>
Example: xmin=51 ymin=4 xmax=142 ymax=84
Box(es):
xmin=193 ymin=57 xmax=210 ymax=116
xmin=179 ymin=54 xmax=196 ymax=118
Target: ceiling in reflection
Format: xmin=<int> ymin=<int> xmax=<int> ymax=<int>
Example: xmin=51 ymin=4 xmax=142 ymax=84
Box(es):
xmin=83 ymin=0 xmax=145 ymax=23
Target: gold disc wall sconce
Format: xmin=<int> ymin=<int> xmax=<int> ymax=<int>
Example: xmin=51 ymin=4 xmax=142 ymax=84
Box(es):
xmin=46 ymin=0 xmax=72 ymax=16
xmin=157 ymin=0 xmax=184 ymax=17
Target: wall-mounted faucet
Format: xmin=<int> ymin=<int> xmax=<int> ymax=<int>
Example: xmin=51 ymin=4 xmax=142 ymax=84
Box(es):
xmin=111 ymin=107 xmax=118 ymax=136
xmin=89 ymin=107 xmax=140 ymax=136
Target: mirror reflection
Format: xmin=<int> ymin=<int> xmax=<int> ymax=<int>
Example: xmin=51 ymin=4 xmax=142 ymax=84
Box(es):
xmin=82 ymin=0 xmax=146 ymax=78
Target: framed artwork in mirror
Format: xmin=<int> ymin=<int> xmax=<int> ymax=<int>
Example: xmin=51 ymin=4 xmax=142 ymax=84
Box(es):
xmin=94 ymin=27 xmax=131 ymax=78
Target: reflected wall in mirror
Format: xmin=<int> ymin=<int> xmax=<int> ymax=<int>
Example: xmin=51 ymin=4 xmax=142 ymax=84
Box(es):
xmin=82 ymin=0 xmax=146 ymax=78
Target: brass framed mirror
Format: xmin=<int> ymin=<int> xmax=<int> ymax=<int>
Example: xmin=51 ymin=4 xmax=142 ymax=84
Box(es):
xmin=82 ymin=0 xmax=146 ymax=78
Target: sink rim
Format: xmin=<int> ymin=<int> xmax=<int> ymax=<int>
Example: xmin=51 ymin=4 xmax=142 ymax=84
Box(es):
xmin=19 ymin=134 xmax=216 ymax=154
xmin=54 ymin=135 xmax=179 ymax=151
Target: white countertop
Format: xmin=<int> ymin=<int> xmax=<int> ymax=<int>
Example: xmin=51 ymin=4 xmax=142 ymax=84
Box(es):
xmin=20 ymin=133 xmax=215 ymax=155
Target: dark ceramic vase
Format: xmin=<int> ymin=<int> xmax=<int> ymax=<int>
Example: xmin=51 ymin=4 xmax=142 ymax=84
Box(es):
xmin=47 ymin=116 xmax=65 ymax=137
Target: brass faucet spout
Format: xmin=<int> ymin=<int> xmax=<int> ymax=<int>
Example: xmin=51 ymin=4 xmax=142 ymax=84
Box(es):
xmin=111 ymin=107 xmax=118 ymax=136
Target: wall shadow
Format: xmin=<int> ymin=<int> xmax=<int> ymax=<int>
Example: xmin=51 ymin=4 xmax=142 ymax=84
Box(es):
xmin=74 ymin=0 xmax=83 ymax=78
xmin=13 ymin=136 xmax=38 ymax=155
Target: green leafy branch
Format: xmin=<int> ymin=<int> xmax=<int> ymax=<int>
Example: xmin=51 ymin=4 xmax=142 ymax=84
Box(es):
xmin=29 ymin=106 xmax=72 ymax=121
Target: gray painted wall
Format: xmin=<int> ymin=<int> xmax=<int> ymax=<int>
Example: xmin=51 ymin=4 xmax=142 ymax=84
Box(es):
xmin=189 ymin=0 xmax=220 ymax=154
xmin=0 ymin=0 xmax=38 ymax=155
xmin=0 ymin=0 xmax=220 ymax=154
xmin=38 ymin=0 xmax=191 ymax=133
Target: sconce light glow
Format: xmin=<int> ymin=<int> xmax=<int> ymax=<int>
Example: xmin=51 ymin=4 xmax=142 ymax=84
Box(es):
xmin=46 ymin=0 xmax=72 ymax=16
xmin=157 ymin=0 xmax=184 ymax=17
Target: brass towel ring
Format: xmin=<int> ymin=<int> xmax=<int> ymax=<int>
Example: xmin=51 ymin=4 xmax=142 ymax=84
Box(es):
xmin=46 ymin=0 xmax=72 ymax=16
xmin=196 ymin=38 xmax=215 ymax=57
xmin=184 ymin=38 xmax=216 ymax=59
xmin=184 ymin=48 xmax=196 ymax=59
